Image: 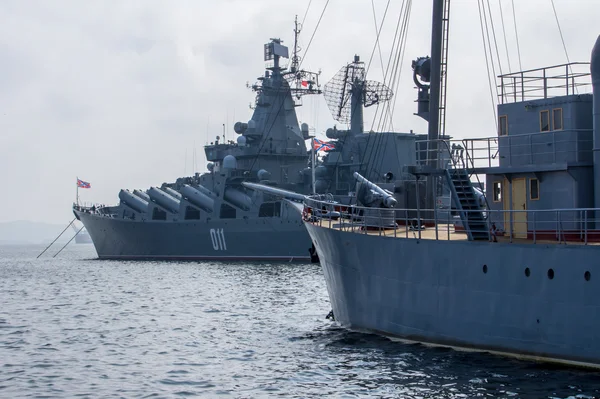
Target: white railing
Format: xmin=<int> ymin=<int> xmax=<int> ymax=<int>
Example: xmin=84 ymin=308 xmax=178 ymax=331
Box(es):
xmin=304 ymin=197 xmax=600 ymax=245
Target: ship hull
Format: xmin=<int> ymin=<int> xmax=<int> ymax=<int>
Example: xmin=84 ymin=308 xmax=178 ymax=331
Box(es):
xmin=75 ymin=210 xmax=312 ymax=261
xmin=306 ymin=222 xmax=600 ymax=367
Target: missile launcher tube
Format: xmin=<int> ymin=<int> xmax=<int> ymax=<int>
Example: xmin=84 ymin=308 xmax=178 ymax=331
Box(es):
xmin=181 ymin=184 xmax=215 ymax=212
xmin=132 ymin=189 xmax=150 ymax=201
xmin=224 ymin=188 xmax=253 ymax=211
xmin=119 ymin=189 xmax=149 ymax=213
xmin=148 ymin=187 xmax=180 ymax=213
xmin=164 ymin=187 xmax=182 ymax=200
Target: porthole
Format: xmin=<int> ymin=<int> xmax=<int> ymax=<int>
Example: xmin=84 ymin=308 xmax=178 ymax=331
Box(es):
xmin=483 ymin=264 xmax=488 ymax=274
xmin=525 ymin=268 xmax=530 ymax=277
xmin=547 ymin=269 xmax=554 ymax=279
xmin=585 ymin=271 xmax=591 ymax=281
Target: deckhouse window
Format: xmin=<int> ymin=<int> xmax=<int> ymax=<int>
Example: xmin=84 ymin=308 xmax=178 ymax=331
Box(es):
xmin=540 ymin=110 xmax=550 ymax=132
xmin=552 ymin=108 xmax=563 ymax=131
xmin=493 ymin=181 xmax=502 ymax=202
xmin=220 ymin=204 xmax=236 ymax=219
xmin=498 ymin=115 xmax=508 ymax=136
xmin=184 ymin=206 xmax=200 ymax=220
xmin=152 ymin=207 xmax=167 ymax=221
xmin=530 ymin=178 xmax=540 ymax=200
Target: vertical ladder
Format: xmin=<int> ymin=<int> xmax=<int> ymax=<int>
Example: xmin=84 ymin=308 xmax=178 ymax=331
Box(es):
xmin=435 ymin=0 xmax=452 ymax=209
xmin=438 ymin=0 xmax=451 ymax=138
xmin=445 ymin=169 xmax=489 ymax=241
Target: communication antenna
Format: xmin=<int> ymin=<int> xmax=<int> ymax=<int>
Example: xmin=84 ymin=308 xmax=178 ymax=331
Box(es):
xmin=193 ymin=140 xmax=197 ymax=172
xmin=247 ymin=18 xmax=322 ymax=108
xmin=291 ymin=15 xmax=301 ymax=73
xmin=205 ymin=117 xmax=210 ymax=145
xmin=285 ymin=16 xmax=323 ymax=101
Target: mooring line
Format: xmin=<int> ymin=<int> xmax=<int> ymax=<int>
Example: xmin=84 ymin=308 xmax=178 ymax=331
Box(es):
xmin=36 ymin=218 xmax=76 ymax=258
xmin=52 ymin=226 xmax=84 ymax=258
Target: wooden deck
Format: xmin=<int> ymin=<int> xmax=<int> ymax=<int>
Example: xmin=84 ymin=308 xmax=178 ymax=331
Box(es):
xmin=309 ymin=219 xmax=600 ymax=246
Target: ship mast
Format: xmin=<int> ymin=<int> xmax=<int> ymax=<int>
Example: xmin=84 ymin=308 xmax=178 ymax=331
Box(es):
xmin=411 ymin=0 xmax=448 ymax=216
xmin=427 ymin=0 xmax=444 ymax=154
xmin=291 ymin=15 xmax=300 ymax=73
xmin=426 ymin=0 xmax=446 ymax=215
xmin=255 ymin=17 xmax=321 ymax=102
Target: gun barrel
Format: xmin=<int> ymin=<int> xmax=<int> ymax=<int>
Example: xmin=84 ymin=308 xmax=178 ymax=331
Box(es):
xmin=242 ymin=182 xmax=307 ymax=201
xmin=353 ymin=172 xmax=397 ymax=208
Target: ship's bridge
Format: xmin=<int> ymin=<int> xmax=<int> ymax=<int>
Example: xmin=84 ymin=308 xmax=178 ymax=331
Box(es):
xmin=456 ymin=62 xmax=593 ymax=173
xmin=447 ymin=62 xmax=596 ymax=240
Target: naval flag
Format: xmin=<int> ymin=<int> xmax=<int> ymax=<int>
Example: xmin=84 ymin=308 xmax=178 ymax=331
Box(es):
xmin=77 ymin=178 xmax=91 ymax=189
xmin=312 ymin=138 xmax=336 ymax=152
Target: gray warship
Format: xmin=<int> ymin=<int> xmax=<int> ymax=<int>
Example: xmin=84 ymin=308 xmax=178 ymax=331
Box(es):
xmin=73 ymin=19 xmax=425 ymax=261
xmin=299 ymin=1 xmax=600 ymax=368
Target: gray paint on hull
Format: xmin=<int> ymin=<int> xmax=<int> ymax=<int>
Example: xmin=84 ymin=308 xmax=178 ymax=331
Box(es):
xmin=306 ymin=222 xmax=600 ymax=366
xmin=77 ymin=211 xmax=312 ymax=261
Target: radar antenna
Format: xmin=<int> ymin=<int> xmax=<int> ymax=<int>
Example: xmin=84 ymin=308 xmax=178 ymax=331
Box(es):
xmin=283 ymin=15 xmax=322 ymax=100
xmin=250 ymin=16 xmax=322 ymax=104
xmin=323 ymin=55 xmax=393 ymax=134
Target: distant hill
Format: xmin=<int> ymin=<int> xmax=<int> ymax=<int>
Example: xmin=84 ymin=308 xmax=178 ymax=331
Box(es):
xmin=0 ymin=220 xmax=74 ymax=245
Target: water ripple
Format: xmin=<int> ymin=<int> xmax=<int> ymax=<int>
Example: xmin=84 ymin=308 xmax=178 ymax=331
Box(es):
xmin=1 ymin=244 xmax=600 ymax=398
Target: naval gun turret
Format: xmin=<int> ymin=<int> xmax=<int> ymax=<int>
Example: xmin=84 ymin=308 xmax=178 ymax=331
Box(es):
xmin=354 ymin=172 xmax=397 ymax=208
xmin=352 ymin=172 xmax=397 ymax=229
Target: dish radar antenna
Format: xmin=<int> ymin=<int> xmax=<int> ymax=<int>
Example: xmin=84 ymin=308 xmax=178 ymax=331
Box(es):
xmin=323 ymin=55 xmax=393 ymax=135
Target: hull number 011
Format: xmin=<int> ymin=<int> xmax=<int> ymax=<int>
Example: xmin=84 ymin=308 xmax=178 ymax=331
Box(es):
xmin=210 ymin=228 xmax=227 ymax=251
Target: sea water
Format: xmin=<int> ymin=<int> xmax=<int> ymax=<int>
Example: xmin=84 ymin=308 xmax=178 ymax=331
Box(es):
xmin=1 ymin=244 xmax=599 ymax=398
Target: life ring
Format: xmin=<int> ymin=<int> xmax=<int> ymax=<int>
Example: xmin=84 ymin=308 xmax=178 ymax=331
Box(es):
xmin=302 ymin=206 xmax=311 ymax=221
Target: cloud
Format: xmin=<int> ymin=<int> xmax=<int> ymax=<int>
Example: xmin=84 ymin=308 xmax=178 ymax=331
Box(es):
xmin=0 ymin=0 xmax=598 ymax=223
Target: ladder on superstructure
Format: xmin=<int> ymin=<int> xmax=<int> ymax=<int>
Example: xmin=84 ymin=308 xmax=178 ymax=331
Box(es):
xmin=446 ymin=169 xmax=489 ymax=241
xmin=436 ymin=0 xmax=452 ymax=205
xmin=438 ymin=0 xmax=450 ymax=139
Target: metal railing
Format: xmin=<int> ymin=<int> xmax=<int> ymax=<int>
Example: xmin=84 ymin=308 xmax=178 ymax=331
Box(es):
xmin=416 ymin=129 xmax=593 ymax=171
xmin=304 ymin=198 xmax=600 ymax=245
xmin=73 ymin=203 xmax=117 ymax=217
xmin=474 ymin=130 xmax=592 ymax=168
xmin=414 ymin=138 xmax=491 ymax=210
xmin=498 ymin=62 xmax=591 ymax=104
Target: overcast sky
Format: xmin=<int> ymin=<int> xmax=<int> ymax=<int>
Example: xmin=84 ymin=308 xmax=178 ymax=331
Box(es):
xmin=1 ymin=0 xmax=599 ymax=224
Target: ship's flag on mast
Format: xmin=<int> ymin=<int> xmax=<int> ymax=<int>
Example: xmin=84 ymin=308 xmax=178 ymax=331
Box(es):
xmin=312 ymin=138 xmax=335 ymax=152
xmin=77 ymin=178 xmax=91 ymax=189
